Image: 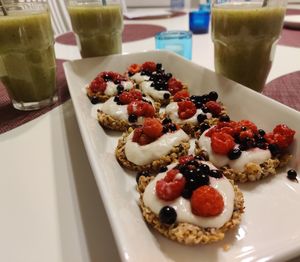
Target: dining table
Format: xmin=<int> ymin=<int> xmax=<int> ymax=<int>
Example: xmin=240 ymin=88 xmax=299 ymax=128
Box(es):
xmin=1 ymin=4 xmax=300 ymax=262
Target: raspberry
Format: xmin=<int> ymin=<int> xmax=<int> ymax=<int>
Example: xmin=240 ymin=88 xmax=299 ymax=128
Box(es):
xmin=119 ymin=90 xmax=142 ymax=104
xmin=273 ymin=124 xmax=295 ymax=145
xmin=173 ymin=90 xmax=190 ymax=102
xmin=178 ymin=155 xmax=194 ymax=165
xmin=128 ymin=63 xmax=141 ymax=74
xmin=156 ymin=169 xmax=186 ymax=201
xmin=211 ymin=132 xmax=235 ymax=155
xmin=127 ymin=101 xmax=155 ymax=117
xmin=239 ymin=129 xmax=254 ymax=140
xmin=167 ymin=78 xmax=183 ymax=95
xmin=142 ymin=118 xmax=163 ymax=139
xmin=205 ymin=101 xmax=222 ymax=116
xmin=89 ymin=77 xmax=107 ymax=93
xmin=132 ymin=127 xmax=154 ymax=145
xmin=178 ymin=100 xmax=197 ymax=119
xmin=205 ymin=121 xmax=237 ymax=137
xmin=236 ymin=120 xmax=258 ymax=134
xmin=99 ymin=71 xmax=124 ymax=82
xmin=141 ymin=61 xmax=157 ymax=72
xmin=191 ymin=185 xmax=224 ymax=217
xmin=264 ymin=124 xmax=295 ymax=149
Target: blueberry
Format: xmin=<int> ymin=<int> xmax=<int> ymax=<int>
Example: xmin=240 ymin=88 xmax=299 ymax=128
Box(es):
xmin=228 ymin=148 xmax=242 ymax=160
xmin=187 ymin=159 xmax=199 ymax=167
xmin=113 ymin=96 xmax=120 ymax=103
xmin=195 ymin=155 xmax=205 ymax=161
xmin=136 ymin=170 xmax=150 ymax=184
xmin=197 ymin=163 xmax=210 ymax=175
xmin=219 ymin=115 xmax=230 ymax=122
xmin=287 ymin=169 xmax=298 ymax=181
xmin=209 ymin=169 xmax=223 ymax=178
xmin=162 ymin=117 xmax=172 ymax=125
xmin=162 ymin=126 xmax=169 ymax=134
xmin=166 ymin=73 xmax=172 ymax=80
xmin=208 ymin=91 xmax=218 ymax=101
xmin=268 ymin=144 xmax=280 ymax=156
xmin=117 ymin=84 xmax=124 ymax=93
xmin=258 ymin=129 xmax=266 ymax=136
xmin=163 ymin=93 xmax=170 ymax=99
xmin=159 ymin=206 xmax=177 ymax=225
xmin=257 ymin=142 xmax=267 ymax=150
xmin=156 ymin=63 xmax=162 ymax=70
xmin=186 ymin=173 xmax=210 ymax=190
xmin=239 ymin=144 xmax=248 ymax=151
xmin=194 ymin=101 xmax=203 ymax=109
xmin=128 ymin=71 xmax=134 ymax=77
xmin=241 ymin=126 xmax=247 ymax=131
xmin=202 ymin=106 xmax=209 ymax=113
xmin=200 ymin=123 xmax=210 ymax=133
xmin=114 ymin=80 xmax=120 ymax=85
xmin=128 ymin=114 xmax=138 ymax=123
xmin=159 ymin=166 xmax=168 ymax=173
xmin=197 ymin=113 xmax=207 ymax=123
xmin=181 ymin=188 xmax=193 ymax=199
xmin=90 ymin=96 xmax=99 ymax=104
xmin=169 ymin=124 xmax=177 ymax=132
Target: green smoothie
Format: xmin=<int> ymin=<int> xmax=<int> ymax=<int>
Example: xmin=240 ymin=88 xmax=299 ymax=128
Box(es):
xmin=68 ymin=4 xmax=123 ymax=58
xmin=211 ymin=3 xmax=285 ymax=92
xmin=0 ymin=10 xmax=56 ymax=109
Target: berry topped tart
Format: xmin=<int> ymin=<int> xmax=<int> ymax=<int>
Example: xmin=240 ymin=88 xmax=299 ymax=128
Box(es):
xmin=136 ymin=155 xmax=244 ymax=245
xmin=163 ymin=90 xmax=228 ymax=137
xmin=195 ymin=120 xmax=296 ymax=183
xmin=97 ymin=89 xmax=160 ymax=131
xmin=86 ymin=71 xmax=135 ymax=104
xmin=115 ymin=117 xmax=190 ymax=172
xmin=127 ymin=61 xmax=187 ymax=106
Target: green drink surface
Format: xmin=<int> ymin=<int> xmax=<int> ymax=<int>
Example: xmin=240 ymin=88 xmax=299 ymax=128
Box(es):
xmin=212 ymin=3 xmax=285 ymax=92
xmin=68 ymin=4 xmax=123 ymax=57
xmin=0 ymin=12 xmax=56 ymax=102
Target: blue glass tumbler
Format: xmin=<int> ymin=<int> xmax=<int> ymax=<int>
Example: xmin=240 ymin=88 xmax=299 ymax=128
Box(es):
xmin=155 ymin=31 xmax=192 ymax=60
xmin=189 ymin=10 xmax=210 ymax=34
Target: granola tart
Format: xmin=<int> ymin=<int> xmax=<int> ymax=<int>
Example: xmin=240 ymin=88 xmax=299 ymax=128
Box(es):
xmin=97 ymin=89 xmax=160 ymax=131
xmin=137 ymin=157 xmax=244 ymax=245
xmin=195 ymin=120 xmax=295 ymax=183
xmin=115 ymin=118 xmax=190 ymax=172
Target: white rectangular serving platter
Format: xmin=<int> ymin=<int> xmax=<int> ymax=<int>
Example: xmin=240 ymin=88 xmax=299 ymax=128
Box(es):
xmin=63 ymin=50 xmax=300 ymax=262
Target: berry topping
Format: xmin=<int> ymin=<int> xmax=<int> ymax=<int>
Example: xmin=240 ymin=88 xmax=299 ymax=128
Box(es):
xmin=173 ymin=90 xmax=190 ymax=102
xmin=141 ymin=61 xmax=157 ymax=72
xmin=128 ymin=63 xmax=141 ymax=74
xmin=136 ymin=170 xmax=150 ymax=184
xmin=90 ymin=77 xmax=107 ymax=93
xmin=132 ymin=127 xmax=154 ymax=145
xmin=264 ymin=124 xmax=295 ymax=149
xmin=209 ymin=169 xmax=223 ymax=178
xmin=167 ymin=77 xmax=183 ymax=95
xmin=219 ymin=114 xmax=230 ymax=122
xmin=156 ymin=169 xmax=186 ymax=201
xmin=211 ymin=132 xmax=235 ymax=155
xmin=227 ymin=148 xmax=242 ymax=160
xmin=208 ymin=91 xmax=218 ymax=101
xmin=142 ymin=118 xmax=163 ymax=139
xmin=127 ymin=100 xmax=155 ymax=117
xmin=191 ymin=185 xmax=224 ymax=217
xmin=205 ymin=101 xmax=222 ymax=116
xmin=159 ymin=206 xmax=177 ymax=225
xmin=99 ymin=71 xmax=125 ymax=82
xmin=128 ymin=114 xmax=138 ymax=123
xmin=197 ymin=113 xmax=207 ymax=123
xmin=90 ymin=96 xmax=99 ymax=104
xmin=178 ymin=100 xmax=197 ymax=120
xmin=178 ymin=155 xmax=195 ymax=165
xmin=119 ymin=89 xmax=143 ymax=104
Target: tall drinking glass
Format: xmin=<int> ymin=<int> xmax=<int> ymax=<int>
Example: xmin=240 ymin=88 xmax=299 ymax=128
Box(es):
xmin=0 ymin=1 xmax=57 ymax=111
xmin=211 ymin=0 xmax=286 ymax=92
xmin=67 ymin=0 xmax=123 ymax=58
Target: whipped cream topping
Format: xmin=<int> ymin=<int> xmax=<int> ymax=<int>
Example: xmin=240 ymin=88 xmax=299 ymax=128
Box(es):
xmin=130 ymin=72 xmax=150 ymax=84
xmin=104 ymin=81 xmax=134 ymax=96
xmin=165 ymin=102 xmax=212 ymax=124
xmin=143 ymin=162 xmax=235 ymax=228
xmin=198 ymin=128 xmax=271 ymax=171
xmin=125 ymin=129 xmax=189 ymax=166
xmin=100 ymin=96 xmax=154 ymax=125
xmin=140 ymin=81 xmax=170 ymax=100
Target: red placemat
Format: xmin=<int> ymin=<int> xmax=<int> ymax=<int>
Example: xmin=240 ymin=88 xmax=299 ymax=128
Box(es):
xmin=262 ymin=70 xmax=300 ymax=111
xmin=278 ymin=9 xmax=300 ymax=48
xmin=56 ymin=24 xmax=166 ymax=46
xmin=0 ymin=59 xmax=69 ymax=134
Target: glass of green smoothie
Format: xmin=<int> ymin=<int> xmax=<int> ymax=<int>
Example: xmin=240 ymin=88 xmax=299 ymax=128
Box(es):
xmin=211 ymin=0 xmax=286 ymax=92
xmin=67 ymin=0 xmax=123 ymax=58
xmin=0 ymin=1 xmax=57 ymax=111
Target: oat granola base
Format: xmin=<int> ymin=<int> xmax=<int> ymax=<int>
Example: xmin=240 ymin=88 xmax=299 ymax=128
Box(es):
xmin=115 ymin=128 xmax=190 ymax=172
xmin=137 ymin=176 xmax=244 ymax=245
xmin=97 ymin=102 xmax=160 ymax=132
xmin=86 ymin=87 xmax=111 ymax=103
xmin=195 ymin=141 xmax=292 ymax=183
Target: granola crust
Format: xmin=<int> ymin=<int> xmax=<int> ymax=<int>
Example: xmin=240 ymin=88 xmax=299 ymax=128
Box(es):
xmin=115 ymin=128 xmax=190 ymax=172
xmin=137 ymin=176 xmax=244 ymax=245
xmin=86 ymin=87 xmax=111 ymax=103
xmin=195 ymin=141 xmax=292 ymax=183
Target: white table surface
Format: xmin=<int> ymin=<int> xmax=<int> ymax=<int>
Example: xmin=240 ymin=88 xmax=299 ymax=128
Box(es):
xmin=1 ymin=7 xmax=300 ymax=262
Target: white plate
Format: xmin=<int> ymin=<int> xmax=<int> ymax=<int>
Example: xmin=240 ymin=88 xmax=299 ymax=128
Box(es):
xmin=63 ymin=50 xmax=300 ymax=262
xmin=284 ymin=15 xmax=300 ymax=29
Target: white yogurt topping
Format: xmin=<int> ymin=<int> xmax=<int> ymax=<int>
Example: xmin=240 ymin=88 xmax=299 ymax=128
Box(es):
xmin=100 ymin=97 xmax=153 ymax=125
xmin=165 ymin=102 xmax=212 ymax=125
xmin=104 ymin=80 xmax=134 ymax=96
xmin=130 ymin=72 xmax=150 ymax=84
xmin=143 ymin=164 xmax=235 ymax=228
xmin=140 ymin=81 xmax=170 ymax=100
xmin=125 ymin=129 xmax=189 ymax=166
xmin=198 ymin=128 xmax=271 ymax=171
